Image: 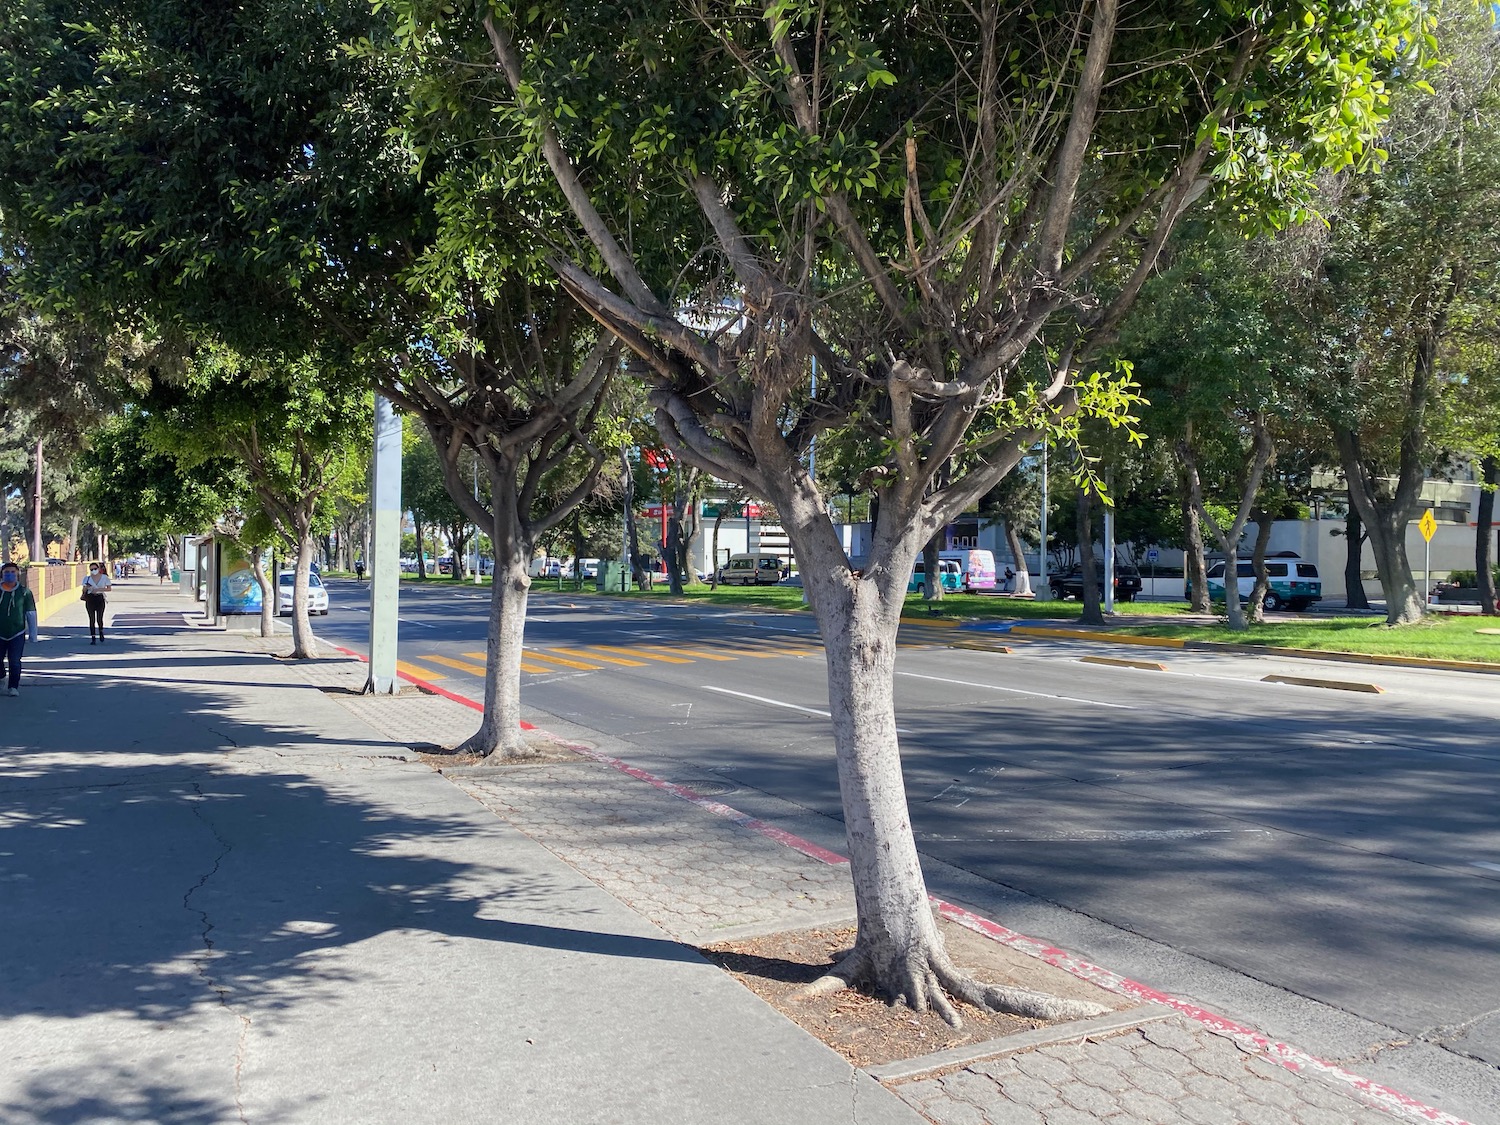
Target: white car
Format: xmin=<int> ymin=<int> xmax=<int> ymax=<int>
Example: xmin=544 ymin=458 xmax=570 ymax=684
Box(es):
xmin=277 ymin=571 xmax=330 ymax=615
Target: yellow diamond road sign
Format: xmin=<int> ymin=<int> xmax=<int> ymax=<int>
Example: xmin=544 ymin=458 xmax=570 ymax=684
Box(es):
xmin=1419 ymin=510 xmax=1437 ymax=542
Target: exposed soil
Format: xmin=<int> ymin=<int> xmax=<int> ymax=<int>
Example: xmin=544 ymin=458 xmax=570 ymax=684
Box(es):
xmin=701 ymin=917 xmax=1122 ymax=1068
xmin=413 ymin=736 xmax=584 ymax=770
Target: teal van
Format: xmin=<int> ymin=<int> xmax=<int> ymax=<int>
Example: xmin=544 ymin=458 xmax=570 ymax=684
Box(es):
xmin=1200 ymin=555 xmax=1322 ymax=611
xmin=909 ymin=558 xmax=963 ymax=594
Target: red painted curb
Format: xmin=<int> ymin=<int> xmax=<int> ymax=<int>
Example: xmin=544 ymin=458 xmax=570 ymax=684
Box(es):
xmin=330 ymin=646 xmax=1471 ymax=1125
xmin=325 ymin=644 xmax=535 ymax=729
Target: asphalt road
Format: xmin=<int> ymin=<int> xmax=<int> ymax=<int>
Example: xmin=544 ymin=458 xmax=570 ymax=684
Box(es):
xmin=308 ymin=579 xmax=1500 ymax=1094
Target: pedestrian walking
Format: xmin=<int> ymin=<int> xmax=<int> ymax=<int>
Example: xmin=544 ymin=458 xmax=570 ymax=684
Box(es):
xmin=82 ymin=562 xmax=112 ymax=644
xmin=0 ymin=562 xmax=39 ymax=697
xmin=158 ymin=556 xmax=169 ymax=585
xmin=355 ymin=557 xmax=366 ymax=582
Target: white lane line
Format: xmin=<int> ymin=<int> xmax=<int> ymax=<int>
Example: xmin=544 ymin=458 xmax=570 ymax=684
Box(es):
xmin=896 ymin=670 xmax=1136 ymax=710
xmin=702 ymin=686 xmax=914 ymax=732
xmin=1473 ymin=862 xmax=1500 ymax=873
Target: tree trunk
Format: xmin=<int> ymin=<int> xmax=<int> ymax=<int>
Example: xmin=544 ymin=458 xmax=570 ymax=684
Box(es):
xmin=1178 ymin=462 xmax=1210 ymax=613
xmin=1245 ymin=512 xmax=1274 ymax=623
xmin=1478 ymin=456 xmax=1498 ymax=616
xmin=1336 ymin=429 xmax=1424 ymax=624
xmin=288 ymin=528 xmax=317 ymax=658
xmin=253 ymin=549 xmax=275 ymax=638
xmin=1344 ymin=509 xmax=1370 ymax=610
xmin=415 ymin=515 xmax=428 ymax=579
xmin=789 ymin=518 xmax=1104 ymax=1025
xmin=921 ymin=535 xmax=942 ymax=601
xmin=465 ymin=467 xmax=534 ymax=761
xmin=1181 ymin=418 xmax=1272 ymax=631
xmin=666 ymin=509 xmax=684 ymax=594
xmin=1077 ymin=488 xmax=1102 ymax=625
xmin=1004 ymin=521 xmax=1032 ymax=596
xmin=709 ymin=510 xmax=725 ymax=588
xmin=570 ymin=513 xmax=587 ymax=591
xmin=1363 ymin=512 xmax=1424 ymax=623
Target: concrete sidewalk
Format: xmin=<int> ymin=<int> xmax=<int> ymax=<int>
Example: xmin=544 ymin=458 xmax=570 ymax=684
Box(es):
xmin=2 ymin=581 xmax=1485 ymax=1125
xmin=0 ymin=580 xmax=921 ymax=1125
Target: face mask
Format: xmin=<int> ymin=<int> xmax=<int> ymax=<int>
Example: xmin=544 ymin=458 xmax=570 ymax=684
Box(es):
xmin=0 ymin=575 xmax=17 ymax=590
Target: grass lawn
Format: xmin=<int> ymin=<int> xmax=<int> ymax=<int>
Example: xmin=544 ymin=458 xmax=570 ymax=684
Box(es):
xmin=1110 ymin=614 xmax=1500 ymax=664
xmin=569 ymin=581 xmax=1500 ymax=663
xmin=568 ymin=581 xmax=1196 ymax=619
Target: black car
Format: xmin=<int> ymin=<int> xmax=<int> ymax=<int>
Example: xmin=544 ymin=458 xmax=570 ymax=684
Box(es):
xmin=1049 ymin=565 xmax=1141 ymax=603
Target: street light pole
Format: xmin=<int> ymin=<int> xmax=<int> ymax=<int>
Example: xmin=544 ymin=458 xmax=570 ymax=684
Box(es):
xmin=1036 ymin=445 xmax=1050 ymax=600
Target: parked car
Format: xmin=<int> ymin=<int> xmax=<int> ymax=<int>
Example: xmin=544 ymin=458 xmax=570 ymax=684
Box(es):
xmin=577 ymin=558 xmax=601 ymax=580
xmin=908 ymin=558 xmax=963 ymax=595
xmin=1049 ymin=564 xmax=1142 ymax=603
xmin=277 ymin=571 xmax=330 ymax=616
xmin=1188 ymin=554 xmax=1322 ymax=611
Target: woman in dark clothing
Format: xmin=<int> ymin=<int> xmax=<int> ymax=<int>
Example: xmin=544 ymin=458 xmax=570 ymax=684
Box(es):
xmin=82 ymin=562 xmax=112 ymax=643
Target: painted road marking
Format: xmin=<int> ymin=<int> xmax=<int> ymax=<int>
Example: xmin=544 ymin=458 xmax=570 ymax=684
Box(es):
xmin=420 ymin=653 xmax=493 ymax=676
xmin=703 ymin=685 xmax=832 ymax=718
xmin=651 ymin=646 xmax=737 ymax=661
xmin=702 ymin=686 xmax=914 ymax=733
xmin=519 ymin=649 xmax=605 ymax=671
xmin=896 ymin=670 xmax=1137 ymax=710
xmin=396 ymin=660 xmax=444 ymax=680
xmin=548 ymin=646 xmax=649 ymax=667
xmin=595 ymin=644 xmax=693 ymax=664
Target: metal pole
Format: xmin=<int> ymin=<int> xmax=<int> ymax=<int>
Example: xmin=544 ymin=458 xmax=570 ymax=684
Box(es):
xmin=1036 ymin=446 xmax=1050 ymax=599
xmin=622 ymin=448 xmax=632 ymax=592
xmin=1425 ymin=533 xmax=1431 ymax=605
xmin=1103 ymin=469 xmax=1116 ymax=613
xmin=366 ymin=395 xmax=403 ymax=694
xmin=32 ymin=438 xmax=43 ymax=564
xmin=473 ymin=459 xmax=483 ymax=584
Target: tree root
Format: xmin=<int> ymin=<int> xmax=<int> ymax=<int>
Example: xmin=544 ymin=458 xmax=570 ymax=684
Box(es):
xmin=791 ymin=940 xmax=1109 ymax=1029
xmin=458 ymin=727 xmax=540 ymax=762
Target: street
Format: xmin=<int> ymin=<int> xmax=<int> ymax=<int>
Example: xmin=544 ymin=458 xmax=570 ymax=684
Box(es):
xmin=311 ymin=579 xmax=1500 ymax=1109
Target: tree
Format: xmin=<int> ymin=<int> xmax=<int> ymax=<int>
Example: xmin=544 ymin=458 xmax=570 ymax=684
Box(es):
xmin=1292 ymin=0 xmax=1500 ymax=624
xmin=77 ymin=408 xmax=240 ymax=563
xmin=1 ymin=0 xmax=624 ymax=756
xmin=143 ymin=353 xmax=368 ymax=657
xmin=392 ymin=0 xmax=1431 ymax=1019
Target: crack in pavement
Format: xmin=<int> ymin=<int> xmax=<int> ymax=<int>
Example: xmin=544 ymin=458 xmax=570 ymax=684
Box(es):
xmin=183 ymin=781 xmax=252 ymax=1125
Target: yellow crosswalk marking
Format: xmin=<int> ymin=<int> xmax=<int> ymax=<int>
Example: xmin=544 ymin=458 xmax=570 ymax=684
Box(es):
xmin=649 ymin=646 xmax=736 ymax=661
xmin=396 ymin=660 xmax=445 ymax=680
xmin=520 ymin=649 xmax=604 ymax=671
xmin=421 ymin=653 xmax=492 ymax=676
xmin=594 ymin=644 xmax=693 ymax=664
xmin=549 ymin=646 xmax=649 ymax=667
xmin=455 ymin=651 xmax=554 ymax=675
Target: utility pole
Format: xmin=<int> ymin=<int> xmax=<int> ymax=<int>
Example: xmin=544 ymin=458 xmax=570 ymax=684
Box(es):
xmin=366 ymin=396 xmax=403 ymax=694
xmin=1036 ymin=445 xmax=1050 ymax=600
xmin=32 ymin=438 xmax=44 ymax=564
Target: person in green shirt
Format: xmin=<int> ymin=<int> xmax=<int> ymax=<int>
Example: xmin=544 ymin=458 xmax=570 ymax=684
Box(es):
xmin=0 ymin=562 xmax=40 ymax=696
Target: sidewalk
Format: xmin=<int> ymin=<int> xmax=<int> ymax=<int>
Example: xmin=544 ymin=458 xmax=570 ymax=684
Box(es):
xmin=1 ymin=582 xmax=1484 ymax=1124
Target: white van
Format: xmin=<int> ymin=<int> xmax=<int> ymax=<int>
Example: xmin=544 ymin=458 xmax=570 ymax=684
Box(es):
xmin=1200 ymin=553 xmax=1322 ymax=611
xmin=718 ymin=553 xmax=786 ymax=586
xmin=939 ymin=549 xmax=997 ymax=592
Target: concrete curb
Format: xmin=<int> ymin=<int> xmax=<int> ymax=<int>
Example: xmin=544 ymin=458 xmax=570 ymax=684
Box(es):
xmin=1080 ymin=655 xmax=1168 ymax=672
xmin=1263 ymin=673 xmax=1385 ymax=694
